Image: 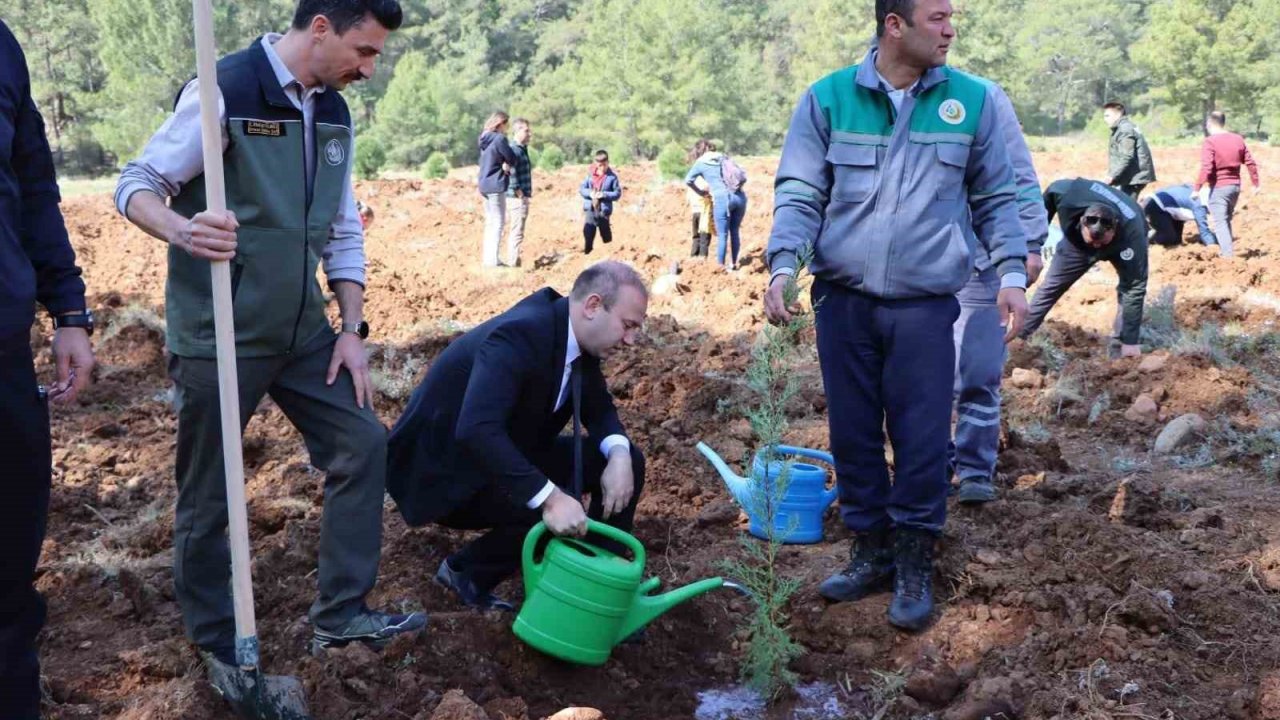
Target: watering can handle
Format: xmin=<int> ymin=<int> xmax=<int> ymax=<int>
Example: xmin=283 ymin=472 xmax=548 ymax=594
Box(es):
xmin=774 ymin=445 xmax=834 ymax=465
xmin=585 ymin=520 xmax=646 ymax=568
xmin=522 ymin=522 xmax=550 ymax=597
xmin=773 ymin=446 xmax=839 ymax=505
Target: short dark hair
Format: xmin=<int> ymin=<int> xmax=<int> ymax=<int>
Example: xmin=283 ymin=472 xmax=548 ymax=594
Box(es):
xmin=594 ymin=150 xmax=609 ymax=161
xmin=1208 ymin=111 xmax=1227 ymax=127
xmin=571 ymin=261 xmax=648 ymax=308
xmin=1102 ymin=102 xmax=1126 ymax=115
xmin=876 ymin=0 xmax=916 ymax=37
xmin=292 ymin=0 xmax=404 ymax=34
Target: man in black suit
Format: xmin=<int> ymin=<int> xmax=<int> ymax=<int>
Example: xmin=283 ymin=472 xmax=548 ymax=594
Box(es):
xmin=388 ymin=261 xmax=648 ymax=610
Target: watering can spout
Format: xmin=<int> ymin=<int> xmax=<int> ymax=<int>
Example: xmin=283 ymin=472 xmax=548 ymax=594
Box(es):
xmin=618 ymin=577 xmax=725 ymax=642
xmin=696 ymin=442 xmax=749 ymax=506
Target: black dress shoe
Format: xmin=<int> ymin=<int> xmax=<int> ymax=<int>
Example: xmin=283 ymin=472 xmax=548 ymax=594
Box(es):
xmin=435 ymin=559 xmax=517 ymax=612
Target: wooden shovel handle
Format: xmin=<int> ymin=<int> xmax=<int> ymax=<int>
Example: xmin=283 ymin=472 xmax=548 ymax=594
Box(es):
xmin=192 ymin=0 xmax=258 ymax=668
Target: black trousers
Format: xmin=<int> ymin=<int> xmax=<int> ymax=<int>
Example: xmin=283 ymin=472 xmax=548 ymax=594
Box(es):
xmin=583 ymin=212 xmax=613 ymax=254
xmin=1143 ymin=198 xmax=1182 ymax=247
xmin=1114 ymin=183 xmax=1146 ymax=201
xmin=0 ymin=331 xmax=51 ymax=719
xmin=440 ymin=438 xmax=645 ymax=591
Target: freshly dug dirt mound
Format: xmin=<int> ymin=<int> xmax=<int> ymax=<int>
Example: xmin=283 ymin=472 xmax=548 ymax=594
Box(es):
xmin=36 ymin=147 xmax=1280 ymax=719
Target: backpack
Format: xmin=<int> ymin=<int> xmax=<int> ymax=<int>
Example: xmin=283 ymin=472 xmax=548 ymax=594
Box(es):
xmin=720 ymin=155 xmax=747 ymax=193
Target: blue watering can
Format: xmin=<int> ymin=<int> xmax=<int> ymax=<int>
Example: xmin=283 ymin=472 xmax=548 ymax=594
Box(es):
xmin=695 ymin=442 xmax=838 ymax=544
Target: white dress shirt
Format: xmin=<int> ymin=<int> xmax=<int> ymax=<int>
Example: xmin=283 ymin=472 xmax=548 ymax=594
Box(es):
xmin=527 ymin=317 xmax=631 ymax=509
xmin=113 ymin=33 xmax=367 ymax=288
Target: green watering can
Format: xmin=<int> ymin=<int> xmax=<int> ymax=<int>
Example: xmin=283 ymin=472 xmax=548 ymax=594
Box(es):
xmin=512 ymin=520 xmax=726 ymax=666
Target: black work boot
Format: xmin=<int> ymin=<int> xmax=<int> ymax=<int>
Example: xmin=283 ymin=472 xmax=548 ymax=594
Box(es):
xmin=956 ymin=476 xmax=997 ymax=504
xmin=818 ymin=527 xmax=895 ymax=602
xmin=888 ymin=528 xmax=936 ymax=631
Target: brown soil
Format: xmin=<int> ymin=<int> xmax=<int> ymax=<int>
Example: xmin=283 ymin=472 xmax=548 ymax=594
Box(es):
xmin=36 ymin=147 xmax=1280 ymax=719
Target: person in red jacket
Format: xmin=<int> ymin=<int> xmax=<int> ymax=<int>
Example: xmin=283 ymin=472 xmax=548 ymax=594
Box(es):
xmin=1196 ymin=111 xmax=1261 ymax=258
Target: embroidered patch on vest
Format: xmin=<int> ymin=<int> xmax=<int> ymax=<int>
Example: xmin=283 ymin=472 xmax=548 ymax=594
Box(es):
xmin=325 ymin=139 xmax=345 ymax=166
xmin=1120 ymin=248 xmax=1135 ymax=261
xmin=243 ymin=120 xmax=285 ymax=137
xmin=939 ymin=99 xmax=966 ymax=125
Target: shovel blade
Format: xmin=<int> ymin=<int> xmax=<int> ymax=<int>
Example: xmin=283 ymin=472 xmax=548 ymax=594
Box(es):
xmin=205 ymin=654 xmax=312 ymax=720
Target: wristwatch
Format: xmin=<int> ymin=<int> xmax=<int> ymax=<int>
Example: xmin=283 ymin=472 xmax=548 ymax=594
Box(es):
xmin=53 ymin=310 xmax=94 ymax=336
xmin=341 ymin=320 xmax=369 ymax=339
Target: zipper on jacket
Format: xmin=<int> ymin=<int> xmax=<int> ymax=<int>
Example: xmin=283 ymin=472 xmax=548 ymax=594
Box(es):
xmin=287 ymin=124 xmax=311 ymax=354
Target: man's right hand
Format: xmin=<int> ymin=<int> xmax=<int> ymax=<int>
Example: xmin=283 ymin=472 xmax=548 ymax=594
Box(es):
xmin=170 ymin=209 xmax=238 ymax=261
xmin=764 ymin=274 xmax=802 ymax=325
xmin=541 ymin=488 xmax=588 ymax=537
xmin=1027 ymin=252 xmax=1044 ymax=286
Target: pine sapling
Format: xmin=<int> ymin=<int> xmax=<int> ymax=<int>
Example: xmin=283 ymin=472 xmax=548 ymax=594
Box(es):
xmin=720 ymin=250 xmax=815 ymax=699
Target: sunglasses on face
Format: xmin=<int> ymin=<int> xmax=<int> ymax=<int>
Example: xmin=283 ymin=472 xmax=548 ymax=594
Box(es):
xmin=1083 ymin=215 xmax=1117 ymax=231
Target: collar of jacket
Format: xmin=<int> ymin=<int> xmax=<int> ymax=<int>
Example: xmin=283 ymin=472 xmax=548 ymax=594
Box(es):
xmin=249 ymin=35 xmax=308 ymax=111
xmin=854 ymin=47 xmax=948 ymax=96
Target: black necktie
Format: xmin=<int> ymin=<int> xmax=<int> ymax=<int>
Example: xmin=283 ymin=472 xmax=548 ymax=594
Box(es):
xmin=570 ymin=358 xmax=583 ymax=501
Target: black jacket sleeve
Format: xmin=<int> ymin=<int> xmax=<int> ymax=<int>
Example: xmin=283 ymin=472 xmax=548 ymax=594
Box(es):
xmin=4 ymin=23 xmax=85 ymax=315
xmin=453 ymin=323 xmax=550 ymax=508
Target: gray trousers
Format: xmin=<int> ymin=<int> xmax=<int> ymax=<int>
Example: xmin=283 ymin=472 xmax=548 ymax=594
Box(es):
xmin=950 ymin=268 xmax=1005 ymax=482
xmin=506 ymin=196 xmax=529 ymax=267
xmin=169 ymin=330 xmax=386 ymax=650
xmin=1208 ymin=184 xmax=1241 ymax=257
xmin=481 ymin=192 xmax=507 ymax=267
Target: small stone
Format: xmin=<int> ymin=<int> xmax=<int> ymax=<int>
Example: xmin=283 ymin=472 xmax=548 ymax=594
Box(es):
xmin=975 ymin=549 xmax=1003 ymax=566
xmin=1138 ymin=354 xmax=1169 ymax=373
xmin=1259 ymin=672 xmax=1280 ymax=720
xmin=484 ymin=697 xmax=529 ymax=720
xmin=1124 ymin=394 xmax=1159 ymax=424
xmin=1154 ymin=413 xmax=1207 ymax=454
xmin=695 ymin=501 xmax=739 ymax=527
xmin=430 ymin=689 xmax=488 ymax=720
xmin=905 ymin=658 xmax=961 ymax=706
xmin=1180 ymin=570 xmax=1213 ymax=590
xmin=546 ymin=709 xmax=605 ymax=720
xmin=651 ymin=274 xmax=680 ymax=296
xmin=1010 ymin=368 xmax=1043 ymax=389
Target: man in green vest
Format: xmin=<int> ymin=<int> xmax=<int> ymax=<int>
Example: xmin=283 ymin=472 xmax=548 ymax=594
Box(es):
xmin=764 ymin=0 xmax=1028 ymax=631
xmin=114 ymin=0 xmax=425 ymax=670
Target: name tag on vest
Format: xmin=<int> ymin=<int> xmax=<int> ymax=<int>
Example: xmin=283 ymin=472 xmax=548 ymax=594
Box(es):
xmin=244 ymin=120 xmax=286 ymax=137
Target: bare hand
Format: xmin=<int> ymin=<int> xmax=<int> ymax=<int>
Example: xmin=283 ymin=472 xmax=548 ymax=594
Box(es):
xmin=764 ymin=274 xmax=802 ymax=325
xmin=600 ymin=447 xmax=635 ymax=519
xmin=997 ymin=287 xmax=1028 ymax=343
xmin=1026 ymin=252 xmax=1044 ymax=286
xmin=541 ymin=488 xmax=588 ymax=537
xmin=50 ymin=327 xmax=94 ymax=405
xmin=171 ymin=209 xmax=238 ymax=261
xmin=327 ymin=332 xmax=374 ymax=409
xmin=1120 ymin=344 xmax=1142 ymax=358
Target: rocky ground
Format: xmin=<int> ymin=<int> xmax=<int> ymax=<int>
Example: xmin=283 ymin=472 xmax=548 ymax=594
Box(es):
xmin=34 ymin=145 xmax=1280 ymax=719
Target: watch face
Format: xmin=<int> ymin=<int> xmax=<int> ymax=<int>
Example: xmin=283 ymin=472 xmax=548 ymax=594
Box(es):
xmin=358 ymin=321 xmax=370 ymax=339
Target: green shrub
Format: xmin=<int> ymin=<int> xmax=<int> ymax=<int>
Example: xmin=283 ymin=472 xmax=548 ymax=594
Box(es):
xmin=539 ymin=144 xmax=566 ymax=172
xmin=422 ymin=152 xmax=450 ymax=180
xmin=526 ymin=146 xmax=542 ymax=169
xmin=657 ymin=144 xmax=689 ymax=181
xmin=355 ymin=137 xmax=387 ymax=180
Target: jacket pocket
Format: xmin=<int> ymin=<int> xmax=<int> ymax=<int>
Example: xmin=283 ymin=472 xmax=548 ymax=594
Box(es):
xmin=935 ymin=143 xmax=969 ymax=200
xmin=827 ymin=144 xmax=878 ymax=203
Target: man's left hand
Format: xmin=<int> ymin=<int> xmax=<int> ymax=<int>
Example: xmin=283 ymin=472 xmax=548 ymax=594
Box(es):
xmin=327 ymin=332 xmax=374 ymax=409
xmin=997 ymin=287 xmax=1029 ymax=343
xmin=50 ymin=327 xmax=94 ymax=405
xmin=600 ymin=447 xmax=635 ymax=519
